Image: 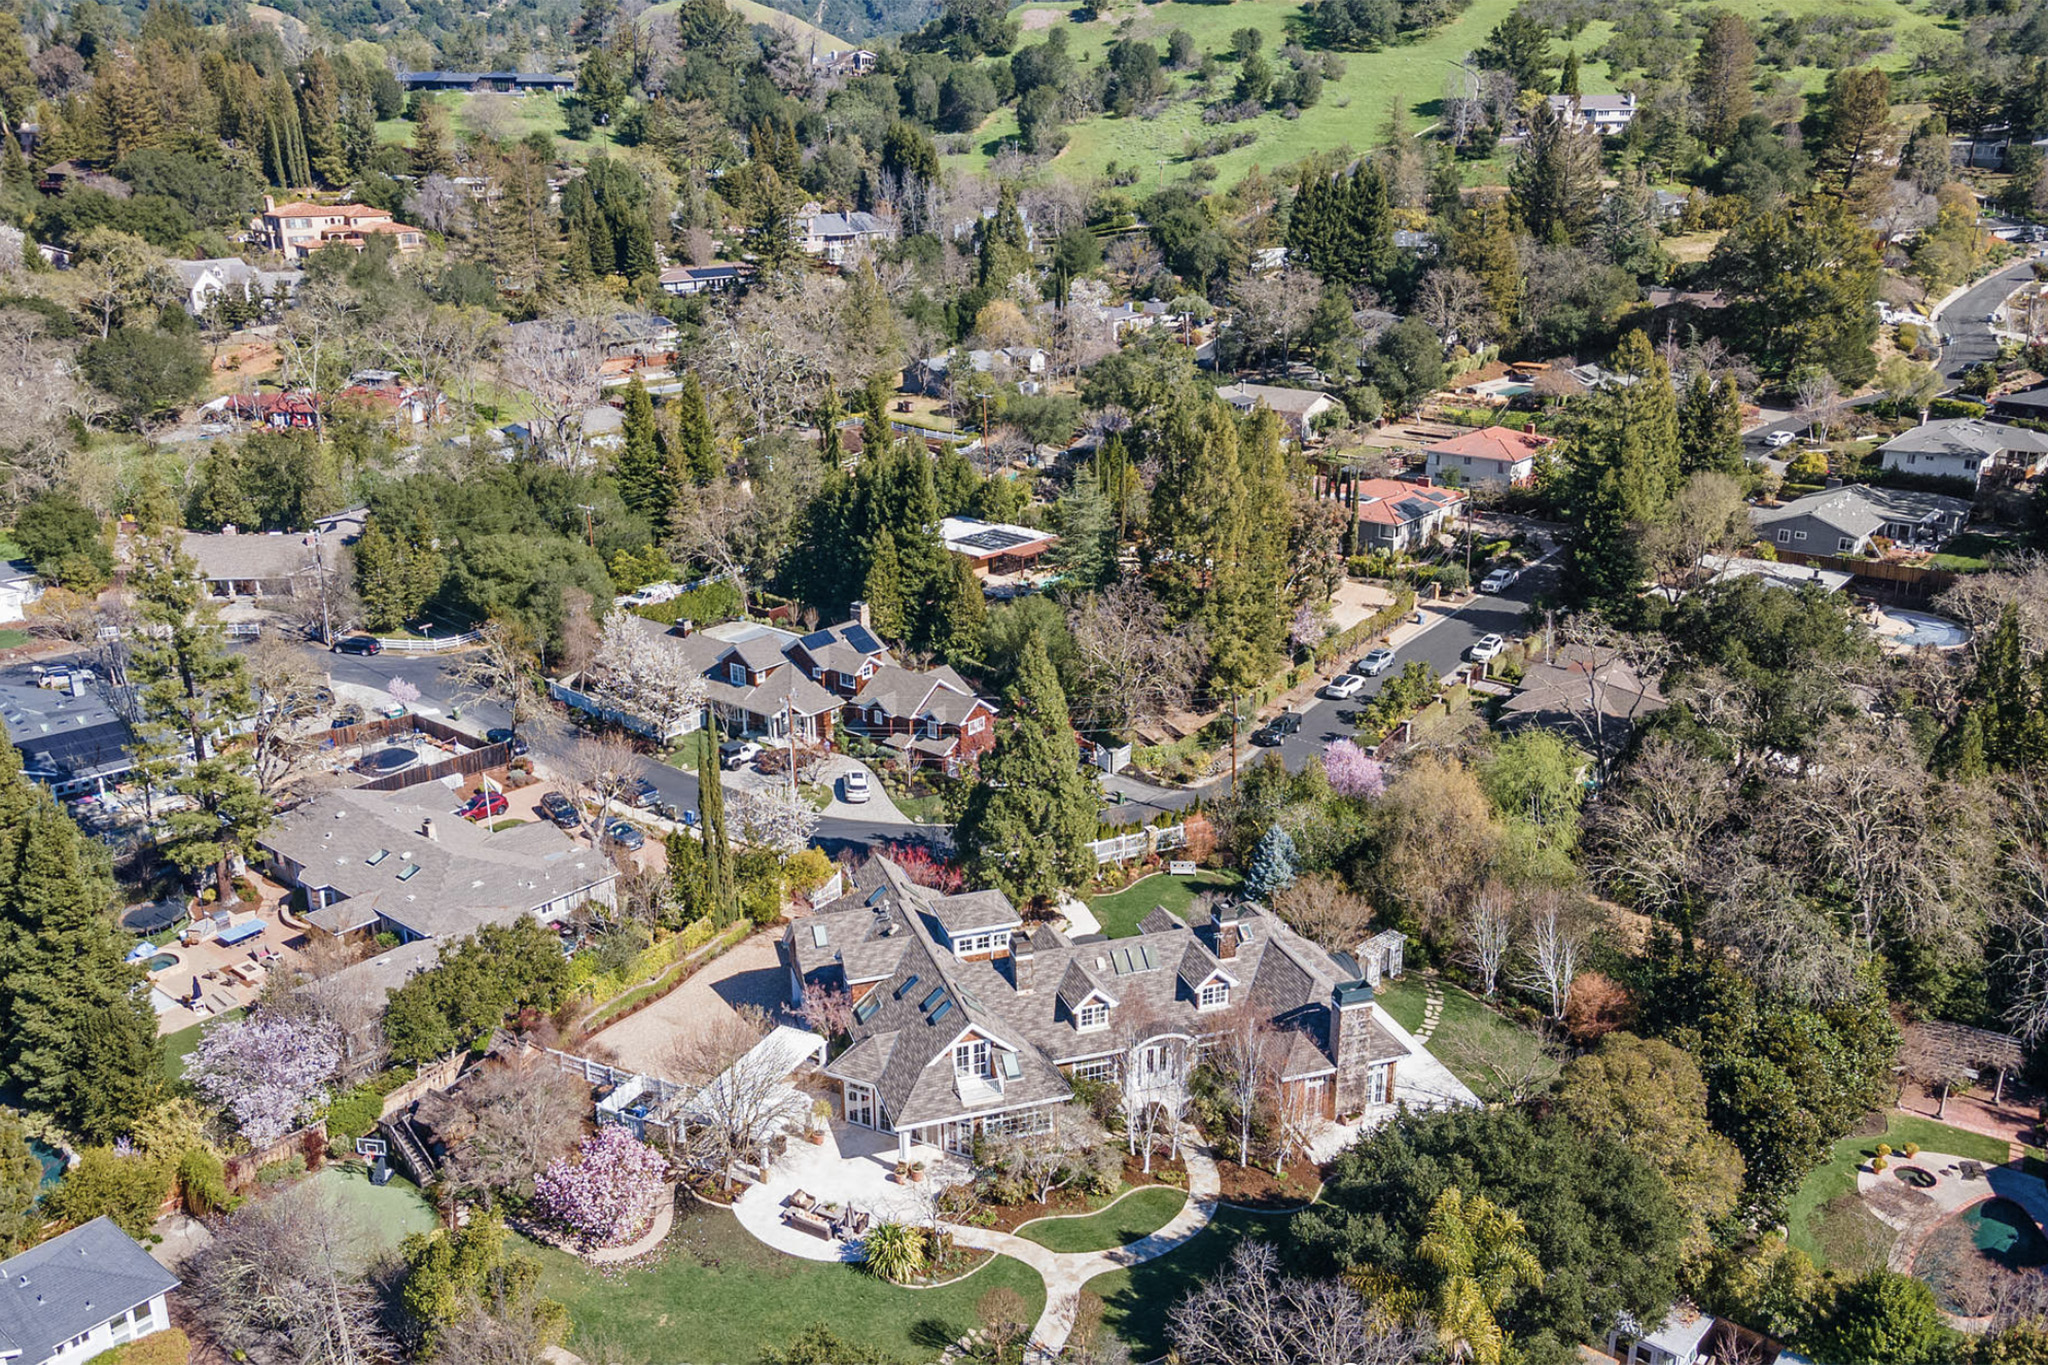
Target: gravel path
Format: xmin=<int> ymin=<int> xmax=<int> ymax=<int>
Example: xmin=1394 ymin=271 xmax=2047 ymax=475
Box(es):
xmin=581 ymin=931 xmax=789 ymax=1075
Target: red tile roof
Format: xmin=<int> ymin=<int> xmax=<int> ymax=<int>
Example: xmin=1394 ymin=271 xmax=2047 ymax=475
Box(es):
xmin=1351 ymin=478 xmax=1466 ymax=526
xmin=1425 ymin=425 xmax=1555 ymax=465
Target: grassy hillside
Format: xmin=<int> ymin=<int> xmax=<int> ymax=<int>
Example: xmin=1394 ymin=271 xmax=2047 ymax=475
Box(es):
xmin=376 ymin=95 xmax=628 ymax=160
xmin=943 ymin=0 xmax=1947 ymax=189
xmin=643 ymin=0 xmax=853 ymax=51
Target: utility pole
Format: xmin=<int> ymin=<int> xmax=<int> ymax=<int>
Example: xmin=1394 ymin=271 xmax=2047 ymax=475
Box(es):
xmin=1229 ymin=694 xmax=1240 ymax=795
xmin=785 ymin=690 xmax=799 ymax=803
xmin=306 ymin=528 xmax=331 ymax=644
xmin=578 ymin=503 xmax=596 ymax=546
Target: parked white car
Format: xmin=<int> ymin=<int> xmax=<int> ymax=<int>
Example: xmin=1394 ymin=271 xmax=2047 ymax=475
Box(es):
xmin=1468 ymin=634 xmax=1506 ymax=662
xmin=721 ymin=739 xmax=762 ymax=770
xmin=614 ymin=582 xmax=683 ymax=608
xmin=840 ymin=769 xmax=871 ymax=804
xmin=1321 ymin=673 xmax=1368 ymax=700
xmin=1357 ymin=647 xmax=1396 ymax=676
xmin=1479 ymin=567 xmax=1519 ymax=593
xmin=1765 ymin=430 xmax=1797 ymax=449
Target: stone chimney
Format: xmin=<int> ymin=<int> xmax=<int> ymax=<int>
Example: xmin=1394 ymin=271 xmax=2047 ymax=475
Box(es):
xmin=1211 ymin=901 xmax=1240 ymax=960
xmin=421 ymin=817 xmax=437 ymax=842
xmin=1010 ymin=929 xmax=1035 ymax=993
xmin=221 ymin=524 xmax=238 ymax=536
xmin=852 ymin=599 xmax=872 ymax=628
xmin=1329 ymin=979 xmax=1376 ymax=1116
xmin=264 ymin=195 xmax=275 ymax=212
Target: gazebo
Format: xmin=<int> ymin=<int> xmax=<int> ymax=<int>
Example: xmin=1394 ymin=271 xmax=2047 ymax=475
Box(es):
xmin=1898 ymin=1019 xmax=2028 ymax=1113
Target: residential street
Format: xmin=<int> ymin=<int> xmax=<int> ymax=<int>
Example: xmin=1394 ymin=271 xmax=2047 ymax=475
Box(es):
xmin=1936 ymin=260 xmax=2040 ymax=382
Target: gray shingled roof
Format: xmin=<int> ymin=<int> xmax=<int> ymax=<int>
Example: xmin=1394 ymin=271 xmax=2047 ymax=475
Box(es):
xmin=0 ymin=1218 xmax=179 ymax=1365
xmin=1880 ymin=418 xmax=2048 ymax=459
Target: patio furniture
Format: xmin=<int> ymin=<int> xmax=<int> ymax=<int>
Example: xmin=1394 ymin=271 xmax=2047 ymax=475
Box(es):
xmin=845 ymin=1210 xmax=871 ymax=1237
xmin=787 ymin=1190 xmax=816 ymax=1212
xmin=1961 ymin=1160 xmax=1986 ymax=1181
xmin=783 ymin=1207 xmax=833 ymax=1238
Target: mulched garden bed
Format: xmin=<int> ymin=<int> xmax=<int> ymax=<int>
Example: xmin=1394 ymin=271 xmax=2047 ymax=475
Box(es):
xmin=1213 ymin=1155 xmax=1321 ymax=1210
xmin=971 ymin=1152 xmax=1190 ymax=1234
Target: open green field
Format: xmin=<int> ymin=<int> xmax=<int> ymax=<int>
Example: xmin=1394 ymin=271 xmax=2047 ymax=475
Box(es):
xmin=1375 ymin=975 xmax=1557 ymax=1099
xmin=645 ymin=0 xmax=851 ymax=49
xmin=945 ymin=0 xmax=1949 ymax=187
xmin=376 ymin=95 xmax=625 ymax=159
xmin=1019 ymin=1186 xmax=1188 ymax=1252
xmin=1086 ymin=868 xmax=1242 ymax=939
xmin=523 ymin=1203 xmax=1046 ymax=1364
xmin=1786 ymin=1114 xmax=2011 ymax=1270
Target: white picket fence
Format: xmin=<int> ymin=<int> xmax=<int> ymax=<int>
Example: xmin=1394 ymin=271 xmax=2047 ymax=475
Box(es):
xmin=373 ymin=629 xmax=486 ymax=653
xmin=1088 ymin=822 xmax=1187 ymax=866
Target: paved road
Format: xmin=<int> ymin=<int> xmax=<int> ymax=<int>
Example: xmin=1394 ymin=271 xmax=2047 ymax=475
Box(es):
xmin=1936 ymin=260 xmax=2040 ymax=382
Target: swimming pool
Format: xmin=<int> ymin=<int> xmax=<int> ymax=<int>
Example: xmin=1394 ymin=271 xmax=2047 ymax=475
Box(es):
xmin=1876 ymin=609 xmax=1972 ymax=650
xmin=146 ymin=953 xmax=178 ymax=972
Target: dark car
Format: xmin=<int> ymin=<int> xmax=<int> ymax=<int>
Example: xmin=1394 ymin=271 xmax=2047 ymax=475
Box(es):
xmin=538 ymin=792 xmax=579 ymax=828
xmin=604 ymin=819 xmax=646 ymax=851
xmin=1251 ymin=712 xmax=1303 ymax=746
xmin=628 ymin=778 xmax=661 ymax=809
xmin=332 ymin=635 xmax=383 ymax=656
xmin=459 ymin=790 xmax=509 ymax=822
xmin=485 ymin=727 xmax=531 ymax=757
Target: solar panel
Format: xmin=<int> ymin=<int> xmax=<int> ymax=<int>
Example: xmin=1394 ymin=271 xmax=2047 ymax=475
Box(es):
xmin=958 ymin=528 xmax=1034 ymax=553
xmin=843 ymin=625 xmax=883 ymax=655
xmin=798 ymin=630 xmax=836 ymax=651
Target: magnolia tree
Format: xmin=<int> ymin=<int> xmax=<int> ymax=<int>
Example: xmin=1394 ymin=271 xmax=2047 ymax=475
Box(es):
xmin=591 ymin=608 xmax=707 ymax=739
xmin=188 ymin=1013 xmax=342 ymax=1144
xmin=1322 ymin=740 xmax=1386 ymax=800
xmin=534 ymin=1126 xmax=671 ymax=1247
xmin=733 ymin=785 xmax=820 ymax=857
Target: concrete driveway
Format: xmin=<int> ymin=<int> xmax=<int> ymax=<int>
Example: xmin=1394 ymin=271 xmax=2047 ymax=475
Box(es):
xmin=581 ymin=930 xmax=791 ymax=1076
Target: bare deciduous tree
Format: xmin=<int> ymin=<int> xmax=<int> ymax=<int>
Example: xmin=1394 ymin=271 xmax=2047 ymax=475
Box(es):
xmin=443 ymin=621 xmax=543 ymax=738
xmin=1269 ymin=874 xmax=1376 ymax=955
xmin=985 ymin=1103 xmax=1110 ymax=1203
xmin=245 ymin=633 xmax=331 ymax=794
xmin=662 ymin=1005 xmax=810 ymax=1192
xmin=564 ymin=732 xmax=644 ymax=834
xmin=1210 ymin=1006 xmax=1282 ymax=1171
xmin=1170 ymin=1241 xmax=1432 ymax=1365
xmin=1459 ymin=881 xmax=1514 ymax=999
xmin=188 ymin=1182 xmax=395 ymax=1365
xmin=1230 ymin=268 xmax=1324 ymax=368
xmin=498 ymin=312 xmax=608 ymax=464
xmin=0 ymin=309 xmax=96 ymax=509
xmin=1587 ymin=736 xmax=1730 ymax=927
xmin=1066 ymin=582 xmax=1204 ymax=733
xmin=441 ymin=1058 xmax=588 ymax=1205
xmin=1516 ymin=890 xmax=1583 ymax=1023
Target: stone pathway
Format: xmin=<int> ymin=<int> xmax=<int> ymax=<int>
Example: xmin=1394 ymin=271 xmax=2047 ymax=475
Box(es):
xmin=1414 ymin=975 xmax=1445 ymax=1044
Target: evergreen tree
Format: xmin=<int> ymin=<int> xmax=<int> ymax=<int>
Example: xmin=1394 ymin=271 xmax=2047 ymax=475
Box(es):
xmin=1557 ymin=49 xmax=1581 ymax=96
xmin=0 ymin=1107 xmax=40 ymax=1254
xmin=613 ymin=377 xmax=667 ymax=520
xmin=1677 ymin=372 xmax=1745 ymax=474
xmin=955 ymin=635 xmax=1097 ymax=906
xmin=1048 ymin=470 xmax=1116 ymax=588
xmin=1811 ymin=66 xmax=1896 ymax=216
xmin=861 ymin=527 xmax=909 ymax=640
xmin=930 ymin=556 xmax=988 ymax=659
xmin=298 ymin=51 xmax=348 ymax=185
xmin=1561 ymin=331 xmax=1680 ymax=605
xmin=697 ymin=715 xmax=733 ymax=923
xmin=164 ymin=754 xmax=272 ymax=918
xmin=0 ymin=12 xmax=35 ymax=129
xmin=1707 ymin=200 xmax=1881 ymax=387
xmin=1948 ymin=604 xmax=2048 ymax=772
xmin=1510 ymin=99 xmax=1603 ymax=245
xmin=0 ymin=742 xmax=163 ymax=1141
xmin=1243 ymin=823 xmax=1299 ymax=900
xmin=1691 ymin=11 xmax=1757 ymax=151
xmin=674 ymin=373 xmax=720 ymax=488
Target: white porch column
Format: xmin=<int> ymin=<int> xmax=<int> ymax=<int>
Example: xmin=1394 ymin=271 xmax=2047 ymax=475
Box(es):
xmin=897 ymin=1128 xmax=911 ymax=1161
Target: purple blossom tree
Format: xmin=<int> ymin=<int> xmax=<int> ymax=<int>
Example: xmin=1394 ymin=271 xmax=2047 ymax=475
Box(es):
xmin=1322 ymin=740 xmax=1386 ymax=801
xmin=187 ymin=1013 xmax=343 ymax=1145
xmin=534 ymin=1126 xmax=671 ymax=1246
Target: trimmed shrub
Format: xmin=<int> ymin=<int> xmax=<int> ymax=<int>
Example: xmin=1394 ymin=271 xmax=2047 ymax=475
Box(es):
xmin=85 ymin=1328 xmax=190 ymax=1365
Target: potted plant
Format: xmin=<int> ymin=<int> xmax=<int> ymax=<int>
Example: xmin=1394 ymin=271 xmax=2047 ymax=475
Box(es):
xmin=807 ymin=1099 xmax=832 ymax=1144
xmin=1876 ymin=1143 xmax=1892 ymax=1158
xmin=1903 ymin=1142 xmax=1920 ymax=1159
xmin=1872 ymin=1156 xmax=1889 ymax=1173
xmin=910 ymin=1161 xmax=926 ymax=1183
xmin=894 ymin=1160 xmax=911 ymax=1183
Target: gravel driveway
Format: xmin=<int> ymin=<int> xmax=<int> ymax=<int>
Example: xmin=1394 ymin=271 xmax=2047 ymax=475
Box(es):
xmin=580 ymin=930 xmax=792 ymax=1076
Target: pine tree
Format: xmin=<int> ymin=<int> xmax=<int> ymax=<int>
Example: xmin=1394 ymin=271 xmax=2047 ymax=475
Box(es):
xmin=1048 ymin=470 xmax=1116 ymax=587
xmin=862 ymin=527 xmax=908 ymax=640
xmin=298 ymin=51 xmax=348 ymax=186
xmin=1510 ymin=98 xmax=1603 ymax=245
xmin=0 ymin=1106 xmax=40 ymax=1254
xmin=697 ymin=715 xmax=733 ymax=923
xmin=1561 ymin=331 xmax=1680 ymax=604
xmin=931 ymin=556 xmax=988 ymax=659
xmin=1812 ymin=66 xmax=1896 ymax=216
xmin=674 ymin=373 xmax=720 ymax=487
xmin=1557 ymin=48 xmax=1581 ymax=96
xmin=1691 ymin=12 xmax=1756 ymax=152
xmin=614 ymin=376 xmax=666 ymax=520
xmin=1678 ymin=372 xmax=1745 ymax=474
xmin=1243 ymin=823 xmax=1298 ymax=900
xmin=0 ymin=11 xmax=34 ymax=128
xmin=954 ymin=635 xmax=1097 ymax=906
xmin=0 ymin=742 xmax=163 ymax=1142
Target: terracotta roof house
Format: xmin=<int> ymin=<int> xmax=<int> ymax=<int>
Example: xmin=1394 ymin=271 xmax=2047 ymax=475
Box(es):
xmin=1424 ymin=425 xmax=1555 ymax=487
xmin=780 ymin=856 xmax=1473 ymax=1159
xmin=1218 ymin=381 xmax=1339 ymax=440
xmin=1348 ymin=478 xmax=1467 ymax=553
xmin=253 ymin=198 xmax=425 ymax=258
xmin=0 ymin=1219 xmax=179 ymax=1365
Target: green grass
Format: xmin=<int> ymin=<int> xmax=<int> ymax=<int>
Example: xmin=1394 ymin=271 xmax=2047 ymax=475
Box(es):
xmin=642 ymin=0 xmax=850 ymax=49
xmin=0 ymin=630 xmax=28 ymax=649
xmin=946 ymin=0 xmax=1942 ymax=188
xmin=1373 ymin=976 xmax=1558 ymax=1100
xmin=665 ymin=729 xmax=717 ymax=773
xmin=1786 ymin=1115 xmax=2014 ymax=1267
xmin=489 ymin=817 xmax=529 ymax=831
xmin=523 ymin=1203 xmax=1045 ymax=1365
xmin=1086 ymin=869 xmax=1242 ymax=939
xmin=307 ymin=1164 xmax=439 ymax=1260
xmin=1086 ymin=1206 xmax=1299 ymax=1358
xmin=1019 ymin=1186 xmax=1188 ymax=1253
xmin=375 ymin=94 xmax=624 ymax=160
xmin=160 ymin=1009 xmax=244 ymax=1081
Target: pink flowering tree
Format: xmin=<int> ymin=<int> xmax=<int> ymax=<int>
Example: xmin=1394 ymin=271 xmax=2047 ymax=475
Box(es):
xmin=387 ymin=678 xmax=420 ymax=709
xmin=535 ymin=1126 xmax=671 ymax=1247
xmin=1322 ymin=740 xmax=1386 ymax=801
xmin=187 ymin=1013 xmax=343 ymax=1145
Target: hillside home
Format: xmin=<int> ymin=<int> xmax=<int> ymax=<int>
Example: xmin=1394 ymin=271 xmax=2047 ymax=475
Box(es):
xmin=780 ymin=856 xmax=1474 ymax=1158
xmin=171 ymin=258 xmax=302 ymax=316
xmin=1877 ymin=418 xmax=2048 ymax=485
xmin=253 ymin=198 xmax=425 ymax=258
xmin=1546 ymin=92 xmax=1638 ymax=134
xmin=1424 ymin=425 xmax=1555 ymax=487
xmin=0 ymin=1219 xmax=179 ymax=1365
xmin=800 ymin=211 xmax=897 ymax=265
xmin=657 ymin=263 xmax=742 ymax=296
xmin=1752 ymin=484 xmax=1971 ymax=557
xmin=1348 ymin=478 xmax=1467 ymax=553
xmin=1218 ymin=381 xmax=1340 ymax=440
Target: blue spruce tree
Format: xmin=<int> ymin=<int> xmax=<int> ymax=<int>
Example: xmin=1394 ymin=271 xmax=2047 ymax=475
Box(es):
xmin=1243 ymin=823 xmax=1298 ymax=901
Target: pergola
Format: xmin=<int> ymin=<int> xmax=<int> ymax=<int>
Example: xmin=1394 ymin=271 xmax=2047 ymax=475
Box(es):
xmin=1898 ymin=1019 xmax=2028 ymax=1112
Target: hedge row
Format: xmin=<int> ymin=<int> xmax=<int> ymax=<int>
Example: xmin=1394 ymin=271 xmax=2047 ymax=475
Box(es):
xmin=322 ymin=1064 xmax=419 ymax=1143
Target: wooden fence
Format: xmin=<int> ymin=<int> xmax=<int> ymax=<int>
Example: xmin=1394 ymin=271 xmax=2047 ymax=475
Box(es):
xmin=320 ymin=714 xmax=514 ymax=792
xmin=378 ymin=1053 xmax=466 ymax=1121
xmin=1774 ymin=550 xmax=1958 ymax=595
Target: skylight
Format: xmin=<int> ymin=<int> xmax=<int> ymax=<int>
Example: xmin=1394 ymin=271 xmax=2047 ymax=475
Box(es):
xmin=366 ymin=849 xmax=390 ymax=865
xmin=397 ymin=863 xmax=422 ymax=881
xmin=919 ymin=986 xmax=947 ymax=1012
xmin=811 ymin=923 xmax=829 ymax=948
xmin=894 ymin=974 xmax=921 ymax=1000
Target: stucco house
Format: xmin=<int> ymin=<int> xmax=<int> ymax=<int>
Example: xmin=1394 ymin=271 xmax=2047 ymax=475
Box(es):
xmin=1349 ymin=478 xmax=1467 ymax=553
xmin=779 ymin=856 xmax=1473 ymax=1159
xmin=1877 ymin=418 xmax=2048 ymax=486
xmin=252 ymin=198 xmax=426 ymax=258
xmin=0 ymin=1219 xmax=179 ymax=1365
xmin=1424 ymin=425 xmax=1554 ymax=486
xmin=1545 ymin=91 xmax=1638 ymax=134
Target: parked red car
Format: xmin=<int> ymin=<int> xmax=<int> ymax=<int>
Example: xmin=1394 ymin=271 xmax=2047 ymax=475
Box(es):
xmin=459 ymin=790 xmax=509 ymax=821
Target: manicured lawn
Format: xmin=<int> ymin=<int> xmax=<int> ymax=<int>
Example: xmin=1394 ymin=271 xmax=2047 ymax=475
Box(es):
xmin=160 ymin=1009 xmax=244 ymax=1081
xmin=1087 ymin=1207 xmax=1300 ymax=1358
xmin=1019 ymin=1186 xmax=1188 ymax=1253
xmin=307 ymin=1164 xmax=439 ymax=1262
xmin=524 ymin=1203 xmax=1046 ymax=1365
xmin=1373 ymin=975 xmax=1558 ymax=1100
xmin=1787 ymin=1114 xmax=2013 ymax=1267
xmin=0 ymin=630 xmax=27 ymax=648
xmin=664 ymin=729 xmax=717 ymax=773
xmin=1087 ymin=870 xmax=1242 ymax=939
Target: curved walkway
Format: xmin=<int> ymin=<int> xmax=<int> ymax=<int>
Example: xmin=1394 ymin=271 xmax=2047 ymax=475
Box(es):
xmin=946 ymin=1137 xmax=1221 ymax=1363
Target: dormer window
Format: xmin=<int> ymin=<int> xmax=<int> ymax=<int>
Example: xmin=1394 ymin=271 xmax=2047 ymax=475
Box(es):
xmin=1198 ymin=981 xmax=1230 ymax=1010
xmin=728 ymin=662 xmax=745 ymax=684
xmin=954 ymin=1039 xmax=992 ymax=1079
xmin=1077 ymin=1000 xmax=1109 ymax=1031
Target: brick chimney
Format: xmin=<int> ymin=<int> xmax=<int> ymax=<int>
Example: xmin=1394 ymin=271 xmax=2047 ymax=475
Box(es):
xmin=1329 ymin=979 xmax=1376 ymax=1116
xmin=1211 ymin=901 xmax=1240 ymax=960
xmin=1010 ymin=929 xmax=1035 ymax=993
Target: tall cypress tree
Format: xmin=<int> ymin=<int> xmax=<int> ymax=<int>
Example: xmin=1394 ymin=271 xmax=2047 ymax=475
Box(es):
xmin=1678 ymin=372 xmax=1745 ymax=474
xmin=954 ymin=635 xmax=1097 ymax=907
xmin=614 ymin=376 xmax=665 ymax=519
xmin=674 ymin=373 xmax=720 ymax=487
xmin=697 ymin=715 xmax=733 ymax=923
xmin=862 ymin=526 xmax=908 ymax=640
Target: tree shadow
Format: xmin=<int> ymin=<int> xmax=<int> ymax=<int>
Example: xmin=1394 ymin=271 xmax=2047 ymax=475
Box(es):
xmin=910 ymin=1317 xmax=962 ymax=1352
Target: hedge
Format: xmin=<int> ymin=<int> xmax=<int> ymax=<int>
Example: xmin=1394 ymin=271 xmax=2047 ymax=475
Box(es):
xmin=84 ymin=1329 xmax=190 ymax=1365
xmin=322 ymin=1065 xmax=418 ymax=1142
xmin=571 ymin=917 xmax=720 ymax=1003
xmin=1929 ymin=397 xmax=1988 ymax=419
xmin=632 ymin=580 xmax=742 ymax=627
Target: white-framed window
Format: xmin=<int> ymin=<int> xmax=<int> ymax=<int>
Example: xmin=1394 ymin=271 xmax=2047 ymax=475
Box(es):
xmin=1199 ymin=981 xmax=1230 ymax=1010
xmin=1838 ymin=537 xmax=1854 ymax=552
xmin=1071 ymin=1057 xmax=1115 ymax=1081
xmin=1077 ymin=1000 xmax=1109 ymax=1031
xmin=1367 ymin=1064 xmax=1390 ymax=1105
xmin=954 ymin=1039 xmax=991 ymax=1079
xmin=811 ymin=666 xmax=823 ymax=679
xmin=1794 ymin=531 xmax=1807 ymax=541
xmin=967 ymin=716 xmax=985 ymax=735
xmin=728 ymin=662 xmax=745 ymax=683
xmin=1776 ymin=529 xmax=1792 ymax=544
